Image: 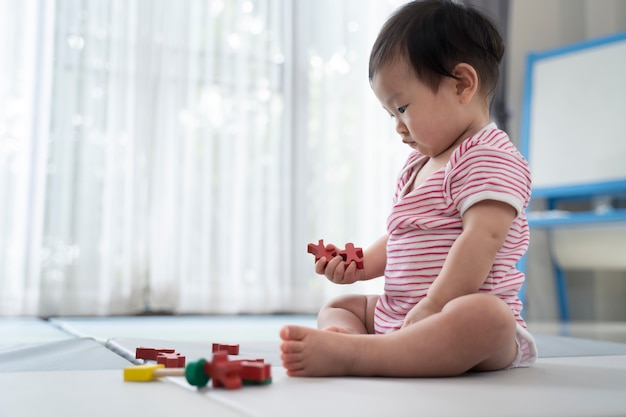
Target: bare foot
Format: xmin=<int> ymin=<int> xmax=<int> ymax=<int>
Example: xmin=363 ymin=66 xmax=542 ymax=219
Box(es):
xmin=280 ymin=325 xmax=364 ymax=377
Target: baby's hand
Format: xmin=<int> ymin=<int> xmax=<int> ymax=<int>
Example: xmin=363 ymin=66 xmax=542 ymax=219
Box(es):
xmin=401 ymin=297 xmax=443 ymax=329
xmin=307 ymin=240 xmax=364 ymax=284
xmin=315 ymin=251 xmax=361 ymax=285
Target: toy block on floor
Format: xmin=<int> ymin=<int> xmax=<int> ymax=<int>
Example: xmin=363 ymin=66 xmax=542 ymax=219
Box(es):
xmin=241 ymin=361 xmax=272 ymax=385
xmin=184 ymin=359 xmax=211 ymax=387
xmin=307 ymin=239 xmax=339 ymax=263
xmin=124 ymin=359 xmax=210 ymax=387
xmin=339 ymin=242 xmax=364 ymax=269
xmin=156 ymin=352 xmax=186 ymax=368
xmin=135 ymin=347 xmax=176 ymax=361
xmin=124 ymin=364 xmax=168 ymax=382
xmin=206 ymin=351 xmax=243 ymax=390
xmin=126 ymin=346 xmax=272 ymax=390
xmin=212 ymin=343 xmax=240 ymax=355
xmin=230 ymin=358 xmax=264 ymax=365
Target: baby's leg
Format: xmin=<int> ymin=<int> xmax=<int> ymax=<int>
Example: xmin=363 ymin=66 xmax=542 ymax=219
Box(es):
xmin=316 ymin=294 xmax=379 ymax=334
xmin=280 ymin=293 xmax=518 ymax=377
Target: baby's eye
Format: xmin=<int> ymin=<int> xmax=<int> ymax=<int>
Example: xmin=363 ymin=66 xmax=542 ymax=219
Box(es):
xmin=398 ymin=105 xmax=408 ymax=114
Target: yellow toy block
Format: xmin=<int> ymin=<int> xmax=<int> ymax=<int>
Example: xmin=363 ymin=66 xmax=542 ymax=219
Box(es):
xmin=124 ymin=364 xmax=166 ymax=381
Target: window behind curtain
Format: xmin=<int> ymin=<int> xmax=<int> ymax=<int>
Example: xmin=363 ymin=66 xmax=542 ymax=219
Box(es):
xmin=0 ymin=0 xmax=408 ymax=316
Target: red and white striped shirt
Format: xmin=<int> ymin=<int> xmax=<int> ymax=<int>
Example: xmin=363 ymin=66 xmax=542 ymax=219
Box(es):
xmin=374 ymin=124 xmax=532 ymax=334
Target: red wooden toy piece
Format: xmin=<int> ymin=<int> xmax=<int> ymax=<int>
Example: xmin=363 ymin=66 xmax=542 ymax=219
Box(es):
xmin=212 ymin=343 xmax=240 ymax=355
xmin=240 ymin=361 xmax=271 ymax=383
xmin=205 ymin=351 xmax=243 ymax=390
xmin=156 ymin=352 xmax=186 ymax=368
xmin=339 ymin=242 xmax=364 ymax=269
xmin=128 ymin=347 xmax=272 ymax=389
xmin=307 ymin=239 xmax=339 ymax=263
xmin=230 ymin=358 xmax=264 ymax=365
xmin=135 ymin=347 xmax=176 ymax=361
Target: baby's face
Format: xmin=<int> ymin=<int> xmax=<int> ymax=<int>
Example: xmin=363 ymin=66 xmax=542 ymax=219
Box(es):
xmin=371 ymin=59 xmax=474 ymax=159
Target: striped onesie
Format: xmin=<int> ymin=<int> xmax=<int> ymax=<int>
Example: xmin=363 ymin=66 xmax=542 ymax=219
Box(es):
xmin=375 ymin=123 xmax=533 ymax=340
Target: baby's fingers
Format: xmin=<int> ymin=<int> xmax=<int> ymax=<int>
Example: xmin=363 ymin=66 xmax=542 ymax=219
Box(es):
xmin=314 ymin=257 xmax=329 ymax=275
xmin=340 ymin=261 xmax=359 ymax=284
xmin=315 ymin=255 xmax=339 ymax=276
xmin=331 ymin=258 xmax=352 ymax=283
xmin=321 ymin=256 xmax=342 ymax=281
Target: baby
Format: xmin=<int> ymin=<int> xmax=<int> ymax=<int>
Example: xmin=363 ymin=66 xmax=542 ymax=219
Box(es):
xmin=280 ymin=0 xmax=537 ymax=377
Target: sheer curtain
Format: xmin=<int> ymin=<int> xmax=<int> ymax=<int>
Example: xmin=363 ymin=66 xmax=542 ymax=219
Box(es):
xmin=1 ymin=0 xmax=406 ymax=316
xmin=0 ymin=0 xmax=55 ymax=315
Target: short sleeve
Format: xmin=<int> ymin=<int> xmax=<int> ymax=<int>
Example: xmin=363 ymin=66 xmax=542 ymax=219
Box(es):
xmin=444 ymin=145 xmax=531 ymax=217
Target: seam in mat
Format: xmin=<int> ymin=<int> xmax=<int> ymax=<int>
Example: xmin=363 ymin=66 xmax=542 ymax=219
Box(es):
xmin=43 ymin=318 xmax=137 ymax=364
xmin=44 ymin=318 xmax=108 ymax=344
xmin=43 ymin=318 xmax=140 ymax=364
xmin=104 ymin=338 xmax=141 ymax=364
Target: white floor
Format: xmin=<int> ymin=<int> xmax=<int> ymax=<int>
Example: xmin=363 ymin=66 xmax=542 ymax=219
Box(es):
xmin=2 ymin=316 xmax=626 ymax=417
xmin=528 ymin=321 xmax=626 ymax=343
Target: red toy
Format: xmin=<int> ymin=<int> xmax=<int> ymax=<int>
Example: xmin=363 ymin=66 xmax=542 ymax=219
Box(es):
xmin=206 ymin=351 xmax=243 ymax=389
xmin=339 ymin=242 xmax=364 ymax=269
xmin=307 ymin=240 xmax=364 ymax=269
xmin=307 ymin=239 xmax=339 ymax=262
xmin=135 ymin=347 xmax=176 ymax=361
xmin=212 ymin=343 xmax=240 ymax=355
xmin=156 ymin=352 xmax=186 ymax=368
xmin=129 ymin=345 xmax=272 ymax=389
xmin=240 ymin=361 xmax=272 ymax=385
xmin=203 ymin=351 xmax=271 ymax=389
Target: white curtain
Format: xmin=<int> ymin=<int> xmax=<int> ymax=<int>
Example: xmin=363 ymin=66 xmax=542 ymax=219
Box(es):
xmin=0 ymin=0 xmax=407 ymax=316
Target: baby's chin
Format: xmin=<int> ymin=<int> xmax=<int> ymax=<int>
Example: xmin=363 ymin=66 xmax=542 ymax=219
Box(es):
xmin=408 ymin=142 xmax=426 ymax=153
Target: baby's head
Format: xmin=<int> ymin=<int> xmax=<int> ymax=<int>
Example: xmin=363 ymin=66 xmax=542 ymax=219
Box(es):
xmin=369 ymin=0 xmax=504 ymax=101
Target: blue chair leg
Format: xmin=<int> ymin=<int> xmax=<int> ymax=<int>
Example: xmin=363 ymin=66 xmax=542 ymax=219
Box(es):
xmin=517 ymin=254 xmax=528 ymax=319
xmin=516 ymin=251 xmax=569 ymax=321
xmin=553 ymin=263 xmax=570 ymax=321
xmin=544 ymin=198 xmax=570 ymax=321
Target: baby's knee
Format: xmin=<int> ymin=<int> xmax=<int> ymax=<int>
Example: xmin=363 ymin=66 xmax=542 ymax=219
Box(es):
xmin=444 ymin=293 xmax=516 ymax=333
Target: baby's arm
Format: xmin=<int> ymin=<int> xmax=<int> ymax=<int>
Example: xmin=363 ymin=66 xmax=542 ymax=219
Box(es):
xmin=317 ymin=234 xmax=388 ymax=284
xmin=403 ymin=200 xmax=516 ymax=326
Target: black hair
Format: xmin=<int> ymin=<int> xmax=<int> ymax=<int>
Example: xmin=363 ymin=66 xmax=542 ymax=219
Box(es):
xmin=369 ymin=0 xmax=504 ymax=99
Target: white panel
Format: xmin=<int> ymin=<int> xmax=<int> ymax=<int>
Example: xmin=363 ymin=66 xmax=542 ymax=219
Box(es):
xmin=528 ymin=36 xmax=626 ymax=189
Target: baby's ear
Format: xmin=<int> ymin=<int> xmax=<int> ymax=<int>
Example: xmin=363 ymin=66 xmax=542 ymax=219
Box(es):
xmin=453 ymin=63 xmax=479 ymax=103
